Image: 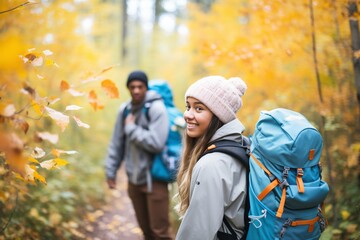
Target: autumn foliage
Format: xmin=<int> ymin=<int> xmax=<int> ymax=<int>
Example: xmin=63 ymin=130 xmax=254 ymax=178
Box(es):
xmin=1 ymin=0 xmax=359 ymax=239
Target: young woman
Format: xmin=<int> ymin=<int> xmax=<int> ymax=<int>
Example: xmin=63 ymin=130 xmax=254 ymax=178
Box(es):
xmin=176 ymin=76 xmax=248 ymax=240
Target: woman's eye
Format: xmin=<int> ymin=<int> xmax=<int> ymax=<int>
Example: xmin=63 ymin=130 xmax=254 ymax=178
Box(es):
xmin=195 ymin=106 xmax=203 ymax=111
xmin=185 ymin=105 xmax=190 ymax=111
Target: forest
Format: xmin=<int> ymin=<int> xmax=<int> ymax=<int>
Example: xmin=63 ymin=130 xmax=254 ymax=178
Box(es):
xmin=0 ymin=0 xmax=359 ymax=239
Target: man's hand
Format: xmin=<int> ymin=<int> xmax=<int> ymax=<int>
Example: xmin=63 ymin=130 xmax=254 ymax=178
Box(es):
xmin=107 ymin=178 xmax=116 ymax=189
xmin=125 ymin=113 xmax=135 ymax=125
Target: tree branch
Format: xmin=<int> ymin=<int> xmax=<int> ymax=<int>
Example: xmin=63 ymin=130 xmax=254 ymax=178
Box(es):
xmin=0 ymin=1 xmax=35 ymax=14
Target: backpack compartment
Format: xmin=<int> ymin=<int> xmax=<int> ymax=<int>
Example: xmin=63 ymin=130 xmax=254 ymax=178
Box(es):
xmin=248 ymin=158 xmax=325 ymax=240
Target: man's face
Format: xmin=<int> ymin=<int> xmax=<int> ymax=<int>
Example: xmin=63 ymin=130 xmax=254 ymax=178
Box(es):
xmin=128 ymin=80 xmax=147 ymax=104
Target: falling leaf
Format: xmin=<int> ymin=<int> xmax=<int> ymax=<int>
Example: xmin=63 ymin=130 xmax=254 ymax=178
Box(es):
xmin=31 ymin=147 xmax=46 ymax=159
xmin=101 ymin=79 xmax=119 ymax=99
xmin=45 ymin=107 xmax=69 ymax=131
xmin=88 ymin=90 xmax=104 ymax=111
xmin=35 ymin=131 xmax=59 ymax=144
xmin=73 ymin=116 xmax=90 ymax=128
xmin=0 ymin=103 xmax=16 ymax=117
xmin=65 ymin=105 xmax=83 ymax=111
xmin=60 ymin=80 xmax=70 ymax=91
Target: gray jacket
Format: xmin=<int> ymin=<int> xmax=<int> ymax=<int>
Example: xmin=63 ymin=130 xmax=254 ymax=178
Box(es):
xmin=105 ymin=90 xmax=169 ymax=187
xmin=176 ymin=119 xmax=247 ymax=240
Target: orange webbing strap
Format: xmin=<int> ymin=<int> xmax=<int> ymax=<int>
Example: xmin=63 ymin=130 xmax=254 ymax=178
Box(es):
xmin=250 ymin=152 xmax=281 ymax=201
xmin=258 ymin=179 xmax=279 ymax=200
xmin=296 ymin=168 xmax=305 ymax=193
xmin=250 ymin=152 xmax=272 ymax=177
xmin=276 ymin=188 xmax=287 ymax=218
xmin=290 ymin=216 xmax=320 ymax=232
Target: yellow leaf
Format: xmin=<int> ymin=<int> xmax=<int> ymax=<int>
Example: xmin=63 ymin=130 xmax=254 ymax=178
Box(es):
xmin=40 ymin=158 xmax=68 ymax=170
xmin=31 ymin=100 xmax=44 ymax=115
xmin=101 ymin=79 xmax=119 ymax=99
xmin=34 ymin=171 xmax=47 ymax=184
xmin=28 ymin=157 xmax=39 ymax=163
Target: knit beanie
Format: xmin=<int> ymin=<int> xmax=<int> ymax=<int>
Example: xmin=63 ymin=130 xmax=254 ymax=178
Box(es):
xmin=185 ymin=76 xmax=247 ymax=124
xmin=126 ymin=70 xmax=148 ymax=88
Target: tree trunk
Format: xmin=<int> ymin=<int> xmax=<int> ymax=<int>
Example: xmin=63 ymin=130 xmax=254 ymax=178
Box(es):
xmin=349 ymin=0 xmax=360 ymax=106
xmin=121 ymin=0 xmax=128 ymax=60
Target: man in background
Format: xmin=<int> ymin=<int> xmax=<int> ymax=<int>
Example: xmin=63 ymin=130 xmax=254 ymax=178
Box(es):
xmin=105 ymin=70 xmax=173 ymax=240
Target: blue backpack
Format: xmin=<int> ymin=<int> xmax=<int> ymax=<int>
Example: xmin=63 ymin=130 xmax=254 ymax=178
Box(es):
xmin=124 ymin=80 xmax=184 ymax=183
xmin=247 ymin=108 xmax=329 ymax=239
xmin=202 ymin=108 xmax=329 ymax=240
xmin=148 ymin=80 xmax=185 ymax=183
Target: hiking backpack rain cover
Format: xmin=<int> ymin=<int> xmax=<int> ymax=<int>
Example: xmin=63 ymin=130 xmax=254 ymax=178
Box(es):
xmin=247 ymin=108 xmax=329 ymax=240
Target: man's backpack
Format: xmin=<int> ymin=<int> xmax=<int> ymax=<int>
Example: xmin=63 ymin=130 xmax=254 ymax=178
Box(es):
xmin=148 ymin=80 xmax=184 ymax=182
xmin=124 ymin=80 xmax=184 ymax=183
xmin=203 ymin=108 xmax=329 ymax=240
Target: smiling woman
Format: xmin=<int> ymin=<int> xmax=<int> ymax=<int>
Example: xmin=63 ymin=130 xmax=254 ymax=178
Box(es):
xmin=175 ymin=76 xmax=248 ymax=240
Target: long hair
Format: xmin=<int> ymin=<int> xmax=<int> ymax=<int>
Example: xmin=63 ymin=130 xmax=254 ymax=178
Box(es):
xmin=176 ymin=115 xmax=224 ymax=216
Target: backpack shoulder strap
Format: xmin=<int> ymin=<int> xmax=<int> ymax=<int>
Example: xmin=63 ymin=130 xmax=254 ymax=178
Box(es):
xmin=201 ymin=137 xmax=250 ymax=169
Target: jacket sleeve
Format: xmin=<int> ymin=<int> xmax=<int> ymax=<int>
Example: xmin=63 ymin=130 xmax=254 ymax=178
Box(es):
xmin=124 ymin=100 xmax=169 ymax=153
xmin=105 ymin=105 xmax=126 ymax=179
xmin=176 ymin=154 xmax=231 ymax=240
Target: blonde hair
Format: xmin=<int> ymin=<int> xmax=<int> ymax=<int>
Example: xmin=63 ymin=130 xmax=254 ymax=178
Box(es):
xmin=176 ymin=115 xmax=223 ymax=216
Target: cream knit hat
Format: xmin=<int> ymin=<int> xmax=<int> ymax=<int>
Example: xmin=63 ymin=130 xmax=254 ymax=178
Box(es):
xmin=185 ymin=76 xmax=247 ymax=123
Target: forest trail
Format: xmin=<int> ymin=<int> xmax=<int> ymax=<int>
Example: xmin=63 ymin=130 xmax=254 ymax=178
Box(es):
xmin=85 ymin=168 xmax=143 ymax=240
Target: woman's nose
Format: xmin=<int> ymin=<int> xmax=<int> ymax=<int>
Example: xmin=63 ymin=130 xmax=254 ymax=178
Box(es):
xmin=184 ymin=109 xmax=194 ymax=120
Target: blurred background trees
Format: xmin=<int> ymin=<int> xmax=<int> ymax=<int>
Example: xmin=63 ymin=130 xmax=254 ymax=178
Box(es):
xmin=0 ymin=0 xmax=359 ymax=239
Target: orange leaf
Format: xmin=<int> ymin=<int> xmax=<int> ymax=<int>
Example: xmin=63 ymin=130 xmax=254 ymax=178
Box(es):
xmin=101 ymin=79 xmax=119 ymax=99
xmin=60 ymin=80 xmax=70 ymax=91
xmin=88 ymin=90 xmax=104 ymax=111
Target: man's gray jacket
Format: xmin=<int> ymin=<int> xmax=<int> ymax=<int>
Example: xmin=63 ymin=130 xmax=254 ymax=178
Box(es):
xmin=105 ymin=90 xmax=169 ymax=188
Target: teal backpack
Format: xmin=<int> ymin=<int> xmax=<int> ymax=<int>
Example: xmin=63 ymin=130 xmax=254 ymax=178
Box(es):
xmin=124 ymin=80 xmax=184 ymax=183
xmin=202 ymin=108 xmax=329 ymax=240
xmin=148 ymin=80 xmax=184 ymax=182
xmin=247 ymin=108 xmax=329 ymax=239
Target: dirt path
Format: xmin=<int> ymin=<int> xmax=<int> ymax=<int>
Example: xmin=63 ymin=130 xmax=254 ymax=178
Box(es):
xmin=85 ymin=169 xmax=143 ymax=240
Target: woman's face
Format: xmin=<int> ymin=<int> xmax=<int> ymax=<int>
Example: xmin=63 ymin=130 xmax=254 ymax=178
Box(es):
xmin=184 ymin=97 xmax=214 ymax=138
